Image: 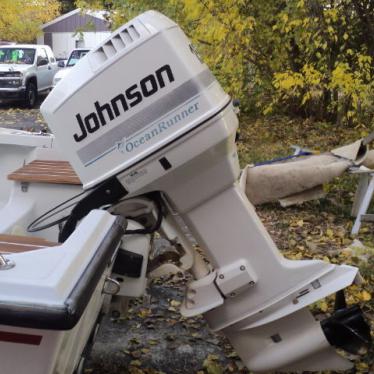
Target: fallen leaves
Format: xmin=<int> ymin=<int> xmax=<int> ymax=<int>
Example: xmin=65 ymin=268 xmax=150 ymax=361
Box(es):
xmin=326 ymin=228 xmax=334 ymax=238
xmin=137 ymin=308 xmax=152 ymax=319
xmin=0 ymin=104 xmax=49 ymax=132
xmin=202 ymin=354 xmax=223 ymax=374
xmin=147 ymin=339 xmax=158 ymax=345
xmin=360 ymin=290 xmax=372 ymax=302
xmin=130 ymin=360 xmax=142 ymax=367
xmin=169 ymin=299 xmax=181 ymax=307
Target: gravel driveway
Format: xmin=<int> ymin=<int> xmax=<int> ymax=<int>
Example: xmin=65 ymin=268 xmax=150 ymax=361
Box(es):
xmin=0 ymin=101 xmax=245 ymax=374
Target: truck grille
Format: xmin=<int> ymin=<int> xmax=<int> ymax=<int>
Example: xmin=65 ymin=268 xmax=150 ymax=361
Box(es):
xmin=0 ymin=71 xmax=22 ymax=77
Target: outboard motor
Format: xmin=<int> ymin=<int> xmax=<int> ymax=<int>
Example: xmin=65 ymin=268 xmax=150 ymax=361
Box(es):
xmin=41 ymin=11 xmax=371 ymax=372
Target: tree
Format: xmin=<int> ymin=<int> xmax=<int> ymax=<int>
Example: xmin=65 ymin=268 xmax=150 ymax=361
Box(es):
xmin=0 ymin=0 xmax=60 ymax=43
xmin=76 ymin=0 xmax=374 ymax=126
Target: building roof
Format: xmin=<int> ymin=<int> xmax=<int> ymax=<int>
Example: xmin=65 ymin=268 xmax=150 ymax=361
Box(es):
xmin=41 ymin=8 xmax=110 ymax=33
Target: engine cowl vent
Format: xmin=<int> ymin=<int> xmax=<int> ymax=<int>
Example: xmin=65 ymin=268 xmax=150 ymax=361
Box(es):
xmin=90 ymin=23 xmax=145 ymax=70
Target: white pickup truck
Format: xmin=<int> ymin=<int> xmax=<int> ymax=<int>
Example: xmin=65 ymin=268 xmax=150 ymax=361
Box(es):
xmin=0 ymin=44 xmax=58 ymax=108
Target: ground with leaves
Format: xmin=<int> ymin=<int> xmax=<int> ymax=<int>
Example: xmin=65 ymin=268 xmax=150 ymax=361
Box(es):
xmin=0 ymin=102 xmax=47 ymax=132
xmin=1 ymin=104 xmax=372 ymax=373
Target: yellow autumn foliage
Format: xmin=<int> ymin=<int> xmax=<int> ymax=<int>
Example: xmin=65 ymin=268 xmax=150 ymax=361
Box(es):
xmin=0 ymin=0 xmax=60 ymax=43
xmin=77 ymin=0 xmax=374 ymax=125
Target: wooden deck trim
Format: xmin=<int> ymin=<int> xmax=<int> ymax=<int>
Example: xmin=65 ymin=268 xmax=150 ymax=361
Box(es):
xmin=0 ymin=234 xmax=59 ymax=253
xmin=7 ymin=160 xmax=82 ymax=185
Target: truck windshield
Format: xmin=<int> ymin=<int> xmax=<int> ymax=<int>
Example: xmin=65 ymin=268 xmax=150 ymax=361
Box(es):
xmin=0 ymin=48 xmax=36 ymax=64
xmin=66 ymin=49 xmax=89 ymax=67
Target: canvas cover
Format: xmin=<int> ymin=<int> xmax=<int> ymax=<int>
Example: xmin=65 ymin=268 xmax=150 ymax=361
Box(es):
xmin=241 ymin=138 xmax=373 ymax=206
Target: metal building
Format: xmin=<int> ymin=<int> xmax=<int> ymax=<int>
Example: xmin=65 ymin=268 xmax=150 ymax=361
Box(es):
xmin=37 ymin=9 xmax=111 ymax=59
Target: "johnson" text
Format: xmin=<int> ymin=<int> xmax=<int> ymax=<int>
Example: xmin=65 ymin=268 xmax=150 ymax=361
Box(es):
xmin=73 ymin=64 xmax=175 ymax=143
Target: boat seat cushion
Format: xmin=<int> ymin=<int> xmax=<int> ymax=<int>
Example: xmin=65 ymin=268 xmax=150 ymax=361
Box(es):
xmin=7 ymin=160 xmax=82 ymax=185
xmin=0 ymin=234 xmax=58 ymax=253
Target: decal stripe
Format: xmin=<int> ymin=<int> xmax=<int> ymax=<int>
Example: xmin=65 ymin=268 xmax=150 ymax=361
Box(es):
xmin=0 ymin=331 xmax=42 ymax=345
xmin=77 ymin=69 xmax=215 ymax=165
xmin=83 ymin=95 xmax=200 ymax=167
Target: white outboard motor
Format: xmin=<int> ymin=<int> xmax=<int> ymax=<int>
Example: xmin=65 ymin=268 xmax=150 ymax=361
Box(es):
xmin=41 ymin=11 xmax=371 ymax=372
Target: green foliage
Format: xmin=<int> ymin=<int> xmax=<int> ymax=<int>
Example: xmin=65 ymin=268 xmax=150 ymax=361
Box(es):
xmin=76 ymin=0 xmax=374 ymax=126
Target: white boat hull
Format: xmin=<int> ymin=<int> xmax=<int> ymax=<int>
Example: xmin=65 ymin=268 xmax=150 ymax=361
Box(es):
xmin=0 ymin=209 xmax=126 ymax=374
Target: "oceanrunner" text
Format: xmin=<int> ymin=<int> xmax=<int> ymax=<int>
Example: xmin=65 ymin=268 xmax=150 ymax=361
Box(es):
xmin=118 ymin=101 xmax=199 ymax=153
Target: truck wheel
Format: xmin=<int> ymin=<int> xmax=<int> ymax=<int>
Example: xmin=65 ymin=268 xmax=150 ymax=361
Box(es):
xmin=25 ymin=82 xmax=38 ymax=108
